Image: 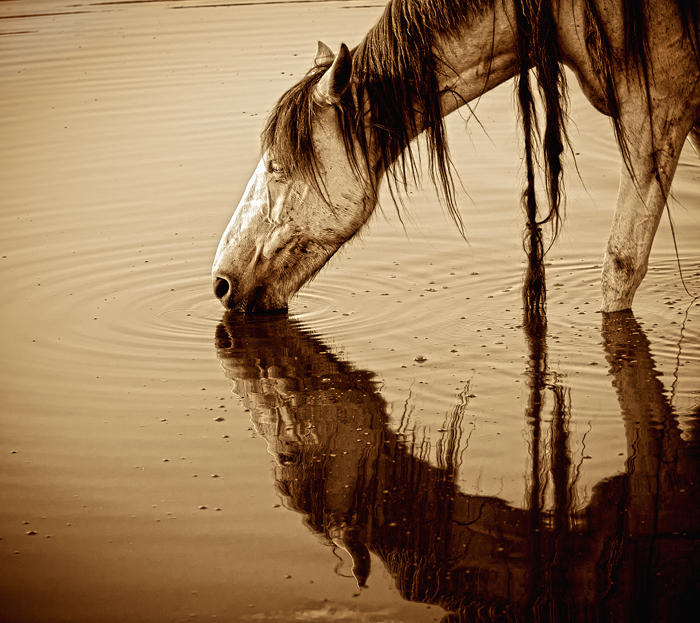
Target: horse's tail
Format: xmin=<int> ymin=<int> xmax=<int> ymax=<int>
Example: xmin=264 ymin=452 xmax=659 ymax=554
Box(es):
xmin=514 ymin=0 xmax=568 ymax=323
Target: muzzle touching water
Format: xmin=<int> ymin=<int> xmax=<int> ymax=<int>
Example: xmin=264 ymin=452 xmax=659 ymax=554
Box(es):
xmin=212 ymin=231 xmax=335 ymax=312
xmin=212 ymin=274 xmax=260 ymax=312
xmin=212 ymin=271 xmax=288 ymax=313
xmin=212 ymin=157 xmax=333 ymax=313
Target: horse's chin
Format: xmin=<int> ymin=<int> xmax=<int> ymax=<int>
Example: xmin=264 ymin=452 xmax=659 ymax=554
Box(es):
xmin=223 ymin=287 xmax=290 ymax=314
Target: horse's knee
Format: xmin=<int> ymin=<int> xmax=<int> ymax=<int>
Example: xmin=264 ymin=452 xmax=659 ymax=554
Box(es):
xmin=611 ymin=253 xmax=636 ymax=280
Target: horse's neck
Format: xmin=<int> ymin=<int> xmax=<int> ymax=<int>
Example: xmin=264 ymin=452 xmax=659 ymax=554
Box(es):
xmin=353 ymin=0 xmax=521 ymax=179
xmin=433 ymin=0 xmax=520 ymax=117
xmin=429 ymin=0 xmax=596 ymax=116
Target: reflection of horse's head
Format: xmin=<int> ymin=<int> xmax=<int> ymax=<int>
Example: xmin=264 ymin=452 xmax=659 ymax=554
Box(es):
xmin=214 ymin=312 xmax=387 ymax=461
xmin=215 ymin=311 xmax=700 ymax=621
xmin=215 ymin=313 xmax=390 ymax=586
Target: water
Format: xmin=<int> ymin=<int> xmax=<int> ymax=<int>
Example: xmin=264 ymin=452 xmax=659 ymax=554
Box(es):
xmin=1 ymin=1 xmax=699 ymax=621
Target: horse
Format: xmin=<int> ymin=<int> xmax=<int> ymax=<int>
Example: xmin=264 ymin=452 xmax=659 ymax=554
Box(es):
xmin=212 ymin=0 xmax=700 ymax=315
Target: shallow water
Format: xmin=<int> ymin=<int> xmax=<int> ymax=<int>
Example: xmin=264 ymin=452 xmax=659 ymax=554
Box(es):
xmin=1 ymin=1 xmax=699 ymax=621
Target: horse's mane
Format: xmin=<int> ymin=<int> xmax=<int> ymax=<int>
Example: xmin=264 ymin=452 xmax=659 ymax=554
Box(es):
xmin=261 ymin=0 xmax=700 ymax=317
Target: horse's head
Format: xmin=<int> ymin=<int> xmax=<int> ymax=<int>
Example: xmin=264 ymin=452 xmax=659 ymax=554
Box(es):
xmin=213 ymin=43 xmax=376 ymax=312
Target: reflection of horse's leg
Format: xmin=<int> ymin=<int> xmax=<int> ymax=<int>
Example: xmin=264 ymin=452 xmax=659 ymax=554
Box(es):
xmin=600 ymin=107 xmax=691 ymax=312
xmin=602 ymin=311 xmax=672 ymax=535
xmin=601 ymin=311 xmax=700 ymax=536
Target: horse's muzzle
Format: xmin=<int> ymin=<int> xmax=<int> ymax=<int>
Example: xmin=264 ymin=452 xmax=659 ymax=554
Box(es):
xmin=213 ymin=273 xmax=287 ymax=313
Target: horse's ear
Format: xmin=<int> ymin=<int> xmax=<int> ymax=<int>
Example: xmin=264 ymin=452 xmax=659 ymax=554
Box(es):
xmin=313 ymin=43 xmax=352 ymax=106
xmin=314 ymin=41 xmax=335 ymax=67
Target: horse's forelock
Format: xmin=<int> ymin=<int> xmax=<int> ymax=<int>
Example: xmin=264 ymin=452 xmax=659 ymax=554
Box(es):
xmin=261 ymin=67 xmax=331 ymax=195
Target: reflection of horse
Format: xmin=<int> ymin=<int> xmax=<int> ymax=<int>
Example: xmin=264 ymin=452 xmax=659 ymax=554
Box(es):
xmin=215 ymin=313 xmax=700 ymax=622
xmin=213 ymin=0 xmax=700 ymax=315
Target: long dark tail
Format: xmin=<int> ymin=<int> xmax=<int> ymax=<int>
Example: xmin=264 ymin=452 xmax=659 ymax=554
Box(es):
xmin=514 ymin=0 xmax=567 ymax=321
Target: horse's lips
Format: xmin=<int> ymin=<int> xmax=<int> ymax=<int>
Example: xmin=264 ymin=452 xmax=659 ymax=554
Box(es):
xmin=226 ymin=282 xmax=289 ymax=313
xmin=245 ymin=286 xmax=266 ymax=313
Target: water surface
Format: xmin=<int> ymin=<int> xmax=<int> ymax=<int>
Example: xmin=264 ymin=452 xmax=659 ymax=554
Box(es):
xmin=1 ymin=1 xmax=699 ymax=621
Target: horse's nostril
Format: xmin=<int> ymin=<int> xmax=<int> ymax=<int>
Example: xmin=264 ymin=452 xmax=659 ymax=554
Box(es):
xmin=214 ymin=276 xmax=230 ymax=300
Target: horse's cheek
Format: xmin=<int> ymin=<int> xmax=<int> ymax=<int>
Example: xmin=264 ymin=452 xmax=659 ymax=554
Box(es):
xmin=261 ymin=223 xmax=294 ymax=259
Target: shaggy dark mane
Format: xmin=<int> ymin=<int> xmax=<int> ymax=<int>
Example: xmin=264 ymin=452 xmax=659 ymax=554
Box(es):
xmin=261 ymin=0 xmax=700 ymax=318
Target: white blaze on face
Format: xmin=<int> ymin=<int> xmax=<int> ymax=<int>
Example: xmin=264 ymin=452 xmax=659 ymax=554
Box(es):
xmin=213 ymin=159 xmax=269 ymax=273
xmin=214 ymin=158 xmax=322 ymax=275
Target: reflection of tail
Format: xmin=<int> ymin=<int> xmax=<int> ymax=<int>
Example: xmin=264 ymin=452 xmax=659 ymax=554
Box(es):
xmin=522 ymin=307 xmax=578 ymax=620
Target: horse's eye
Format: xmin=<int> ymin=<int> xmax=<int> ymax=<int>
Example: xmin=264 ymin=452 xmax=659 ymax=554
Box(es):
xmin=268 ymin=160 xmax=284 ymax=176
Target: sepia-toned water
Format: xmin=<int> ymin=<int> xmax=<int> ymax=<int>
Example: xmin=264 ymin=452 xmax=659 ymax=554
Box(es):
xmin=1 ymin=1 xmax=699 ymax=621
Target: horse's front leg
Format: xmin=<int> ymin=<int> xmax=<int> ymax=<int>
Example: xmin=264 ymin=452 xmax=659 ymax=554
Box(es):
xmin=600 ymin=111 xmax=691 ymax=312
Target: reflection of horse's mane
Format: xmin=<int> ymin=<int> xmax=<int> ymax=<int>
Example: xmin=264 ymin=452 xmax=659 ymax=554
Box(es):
xmin=276 ymin=428 xmax=458 ymax=563
xmin=272 ymin=397 xmax=531 ymax=619
xmin=215 ymin=314 xmax=483 ymax=596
